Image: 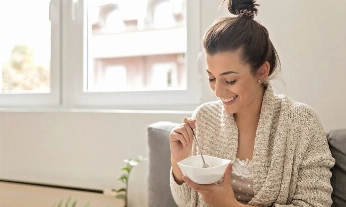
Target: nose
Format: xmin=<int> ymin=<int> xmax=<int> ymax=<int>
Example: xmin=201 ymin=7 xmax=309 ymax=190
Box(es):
xmin=214 ymin=80 xmax=227 ymax=98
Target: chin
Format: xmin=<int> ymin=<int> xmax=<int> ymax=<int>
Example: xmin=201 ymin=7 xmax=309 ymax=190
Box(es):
xmin=223 ymin=105 xmax=237 ymax=114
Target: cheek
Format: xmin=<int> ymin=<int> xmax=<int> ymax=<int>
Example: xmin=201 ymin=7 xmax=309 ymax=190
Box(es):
xmin=233 ymin=84 xmax=251 ymax=102
xmin=209 ymin=82 xmax=216 ymax=91
xmin=238 ymin=83 xmax=258 ymax=102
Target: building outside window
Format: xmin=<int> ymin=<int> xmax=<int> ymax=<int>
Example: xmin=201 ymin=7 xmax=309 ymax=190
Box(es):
xmin=87 ymin=0 xmax=187 ymax=92
xmin=0 ymin=0 xmax=201 ymax=108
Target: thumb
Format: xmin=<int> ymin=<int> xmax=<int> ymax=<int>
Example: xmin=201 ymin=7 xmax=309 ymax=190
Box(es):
xmin=221 ymin=162 xmax=233 ymax=185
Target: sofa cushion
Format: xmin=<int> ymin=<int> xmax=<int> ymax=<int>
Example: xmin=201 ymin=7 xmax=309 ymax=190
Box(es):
xmin=148 ymin=122 xmax=179 ymax=207
xmin=327 ymin=129 xmax=346 ymax=207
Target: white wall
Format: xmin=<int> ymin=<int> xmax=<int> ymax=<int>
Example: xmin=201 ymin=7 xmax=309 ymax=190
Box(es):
xmin=1 ymin=0 xmax=346 ymax=206
xmin=259 ymin=0 xmax=346 ymax=131
xmin=0 ymin=110 xmax=189 ymax=207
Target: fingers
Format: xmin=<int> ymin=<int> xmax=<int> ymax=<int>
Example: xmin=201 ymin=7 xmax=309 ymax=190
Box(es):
xmin=183 ymin=116 xmax=196 ymax=143
xmin=183 ymin=116 xmax=196 ymax=130
xmin=171 ymin=123 xmax=193 ymax=147
xmin=171 ymin=128 xmax=188 ymax=147
xmin=169 ymin=116 xmax=196 ymax=157
xmin=183 ymin=123 xmax=194 ymax=144
xmin=183 ymin=176 xmax=210 ymax=192
xmin=221 ymin=163 xmax=233 ymax=186
xmin=171 ymin=115 xmax=196 ymax=147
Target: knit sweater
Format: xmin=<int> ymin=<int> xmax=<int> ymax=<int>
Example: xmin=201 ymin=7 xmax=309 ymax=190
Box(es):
xmin=170 ymin=85 xmax=335 ymax=207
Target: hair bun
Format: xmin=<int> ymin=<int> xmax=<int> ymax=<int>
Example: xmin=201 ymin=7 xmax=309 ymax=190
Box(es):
xmin=223 ymin=0 xmax=259 ymax=19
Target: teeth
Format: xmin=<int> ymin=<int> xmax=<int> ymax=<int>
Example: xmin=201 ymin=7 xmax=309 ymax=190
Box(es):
xmin=221 ymin=95 xmax=237 ymax=102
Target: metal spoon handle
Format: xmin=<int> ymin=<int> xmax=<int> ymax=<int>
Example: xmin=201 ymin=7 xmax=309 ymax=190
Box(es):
xmin=192 ymin=129 xmax=208 ymax=168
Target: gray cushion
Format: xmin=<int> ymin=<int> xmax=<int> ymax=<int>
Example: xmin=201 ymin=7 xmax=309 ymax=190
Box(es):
xmin=327 ymin=129 xmax=346 ymax=207
xmin=148 ymin=122 xmax=179 ymax=207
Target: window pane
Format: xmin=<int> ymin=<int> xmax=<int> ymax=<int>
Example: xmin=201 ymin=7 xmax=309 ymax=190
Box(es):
xmin=0 ymin=0 xmax=51 ymax=94
xmin=86 ymin=0 xmax=187 ymax=92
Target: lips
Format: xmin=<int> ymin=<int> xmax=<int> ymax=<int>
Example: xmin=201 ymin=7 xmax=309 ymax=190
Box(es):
xmin=221 ymin=95 xmax=238 ymax=105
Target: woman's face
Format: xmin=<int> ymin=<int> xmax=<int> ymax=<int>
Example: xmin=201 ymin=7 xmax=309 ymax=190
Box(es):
xmin=206 ymin=50 xmax=264 ymax=115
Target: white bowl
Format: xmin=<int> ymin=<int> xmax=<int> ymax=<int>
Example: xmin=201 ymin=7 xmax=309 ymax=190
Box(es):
xmin=177 ymin=155 xmax=231 ymax=184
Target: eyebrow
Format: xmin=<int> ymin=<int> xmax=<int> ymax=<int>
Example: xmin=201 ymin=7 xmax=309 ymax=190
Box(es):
xmin=206 ymin=69 xmax=239 ymax=76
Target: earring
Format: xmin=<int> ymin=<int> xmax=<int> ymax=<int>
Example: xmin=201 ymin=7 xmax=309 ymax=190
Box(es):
xmin=258 ymin=80 xmax=262 ymax=84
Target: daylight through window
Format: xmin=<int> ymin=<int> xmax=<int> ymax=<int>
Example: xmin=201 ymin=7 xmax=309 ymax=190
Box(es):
xmin=87 ymin=0 xmax=187 ymax=92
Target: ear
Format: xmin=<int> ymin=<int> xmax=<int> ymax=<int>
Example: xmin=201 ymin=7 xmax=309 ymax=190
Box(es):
xmin=256 ymin=61 xmax=270 ymax=81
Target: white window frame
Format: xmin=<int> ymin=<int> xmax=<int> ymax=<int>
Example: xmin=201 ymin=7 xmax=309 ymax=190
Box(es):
xmin=62 ymin=0 xmax=202 ymax=108
xmin=0 ymin=0 xmax=202 ymax=109
xmin=0 ymin=0 xmax=61 ymax=107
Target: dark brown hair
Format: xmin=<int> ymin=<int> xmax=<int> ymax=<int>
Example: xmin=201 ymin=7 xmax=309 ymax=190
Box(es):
xmin=203 ymin=0 xmax=279 ymax=77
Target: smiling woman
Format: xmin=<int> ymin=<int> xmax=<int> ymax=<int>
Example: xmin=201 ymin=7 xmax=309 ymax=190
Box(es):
xmin=169 ymin=0 xmax=335 ymax=206
xmin=205 ymin=49 xmax=268 ymax=117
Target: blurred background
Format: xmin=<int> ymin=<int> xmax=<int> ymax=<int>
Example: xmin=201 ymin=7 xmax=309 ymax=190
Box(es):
xmin=1 ymin=0 xmax=345 ymax=206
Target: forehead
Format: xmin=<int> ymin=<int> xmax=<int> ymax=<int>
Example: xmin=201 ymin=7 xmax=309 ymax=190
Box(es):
xmin=206 ymin=50 xmax=250 ymax=75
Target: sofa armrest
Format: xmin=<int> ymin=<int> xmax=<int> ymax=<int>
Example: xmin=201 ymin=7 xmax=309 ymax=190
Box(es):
xmin=327 ymin=129 xmax=346 ymax=207
xmin=148 ymin=121 xmax=179 ymax=207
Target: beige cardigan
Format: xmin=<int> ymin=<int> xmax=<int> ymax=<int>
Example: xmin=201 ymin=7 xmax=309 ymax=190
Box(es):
xmin=170 ymin=85 xmax=335 ymax=207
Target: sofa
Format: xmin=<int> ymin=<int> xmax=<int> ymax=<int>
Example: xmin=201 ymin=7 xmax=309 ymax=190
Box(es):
xmin=147 ymin=121 xmax=346 ymax=207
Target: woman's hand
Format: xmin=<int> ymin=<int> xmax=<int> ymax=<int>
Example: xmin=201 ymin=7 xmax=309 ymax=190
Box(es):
xmin=183 ymin=163 xmax=241 ymax=207
xmin=170 ymin=116 xmax=196 ymax=162
xmin=170 ymin=116 xmax=196 ymax=184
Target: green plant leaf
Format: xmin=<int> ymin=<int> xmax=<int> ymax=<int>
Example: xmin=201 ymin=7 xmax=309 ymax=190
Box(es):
xmin=116 ymin=194 xmax=126 ymax=199
xmin=118 ymin=177 xmax=127 ymax=184
xmin=118 ymin=173 xmax=128 ymax=183
xmin=65 ymin=197 xmax=71 ymax=207
xmin=116 ymin=188 xmax=126 ymax=193
xmin=57 ymin=200 xmax=62 ymax=207
xmin=120 ymin=167 xmax=131 ymax=172
xmin=84 ymin=202 xmax=90 ymax=207
xmin=118 ymin=174 xmax=128 ymax=180
xmin=72 ymin=200 xmax=77 ymax=207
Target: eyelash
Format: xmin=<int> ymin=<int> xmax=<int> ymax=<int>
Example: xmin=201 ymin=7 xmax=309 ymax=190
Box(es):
xmin=208 ymin=78 xmax=237 ymax=85
xmin=208 ymin=78 xmax=216 ymax=82
xmin=226 ymin=79 xmax=237 ymax=85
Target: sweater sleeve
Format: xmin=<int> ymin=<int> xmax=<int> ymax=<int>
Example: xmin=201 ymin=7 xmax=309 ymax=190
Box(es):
xmin=274 ymin=107 xmax=335 ymax=207
xmin=170 ymin=168 xmax=198 ymax=207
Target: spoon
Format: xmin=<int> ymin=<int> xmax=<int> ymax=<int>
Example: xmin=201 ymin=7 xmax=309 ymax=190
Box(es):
xmin=192 ymin=129 xmax=209 ymax=168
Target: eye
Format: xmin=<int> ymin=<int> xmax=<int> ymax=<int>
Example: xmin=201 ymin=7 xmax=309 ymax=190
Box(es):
xmin=208 ymin=77 xmax=216 ymax=82
xmin=226 ymin=79 xmax=237 ymax=85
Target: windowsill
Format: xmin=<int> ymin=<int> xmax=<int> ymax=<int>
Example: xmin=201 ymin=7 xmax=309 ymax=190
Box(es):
xmin=0 ymin=107 xmax=193 ymax=114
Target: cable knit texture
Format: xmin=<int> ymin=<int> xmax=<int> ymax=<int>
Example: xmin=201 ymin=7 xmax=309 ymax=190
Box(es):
xmin=170 ymin=85 xmax=335 ymax=207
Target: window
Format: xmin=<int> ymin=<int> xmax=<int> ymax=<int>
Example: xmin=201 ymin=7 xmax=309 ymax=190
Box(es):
xmin=0 ymin=0 xmax=201 ymax=108
xmin=0 ymin=0 xmax=60 ymax=106
xmin=87 ymin=0 xmax=187 ymax=92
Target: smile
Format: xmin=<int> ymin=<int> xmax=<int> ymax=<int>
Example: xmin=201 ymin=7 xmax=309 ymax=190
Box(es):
xmin=221 ymin=95 xmax=238 ymax=104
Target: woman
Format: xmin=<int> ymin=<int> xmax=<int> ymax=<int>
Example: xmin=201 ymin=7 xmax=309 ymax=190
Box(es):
xmin=169 ymin=0 xmax=335 ymax=206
